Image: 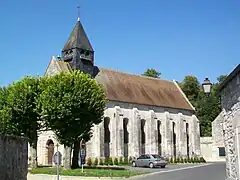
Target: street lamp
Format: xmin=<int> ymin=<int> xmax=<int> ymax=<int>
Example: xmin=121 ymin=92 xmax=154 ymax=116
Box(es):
xmin=202 ymin=78 xmax=212 ymax=95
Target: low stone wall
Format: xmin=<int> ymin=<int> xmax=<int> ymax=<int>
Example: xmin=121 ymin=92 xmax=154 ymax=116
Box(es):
xmin=0 ymin=135 xmax=28 ymax=180
xmin=200 ymin=137 xmax=226 ymax=162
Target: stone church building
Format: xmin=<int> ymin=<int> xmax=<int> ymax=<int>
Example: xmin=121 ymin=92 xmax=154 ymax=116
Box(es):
xmin=33 ymin=18 xmax=201 ymax=166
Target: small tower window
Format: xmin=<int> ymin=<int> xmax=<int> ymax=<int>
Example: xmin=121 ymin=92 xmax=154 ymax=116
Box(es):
xmin=85 ymin=51 xmax=90 ymax=56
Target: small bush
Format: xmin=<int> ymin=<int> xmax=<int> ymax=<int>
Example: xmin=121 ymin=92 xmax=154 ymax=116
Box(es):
xmin=184 ymin=157 xmax=188 ymax=163
xmin=169 ymin=157 xmax=173 ymax=164
xmin=93 ymin=158 xmax=99 ymax=166
xmin=187 ymin=157 xmax=191 ymax=163
xmin=114 ymin=157 xmax=119 ymax=165
xmin=179 ymin=157 xmax=184 ymax=163
xmin=124 ymin=157 xmax=128 ymax=165
xmin=87 ymin=157 xmax=92 ymax=166
xmin=99 ymin=158 xmax=104 ymax=165
xmin=173 ymin=157 xmax=177 ymax=164
xmin=128 ymin=157 xmax=133 ymax=165
xmin=108 ymin=157 xmax=114 ymax=165
xmin=119 ymin=157 xmax=123 ymax=165
xmin=200 ymin=157 xmax=206 ymax=163
xmin=104 ymin=157 xmax=109 ymax=166
xmin=176 ymin=157 xmax=180 ymax=163
xmin=190 ymin=157 xmax=194 ymax=163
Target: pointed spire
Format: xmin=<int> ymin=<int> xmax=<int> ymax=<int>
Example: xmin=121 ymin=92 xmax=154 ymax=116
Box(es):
xmin=62 ymin=19 xmax=93 ymax=52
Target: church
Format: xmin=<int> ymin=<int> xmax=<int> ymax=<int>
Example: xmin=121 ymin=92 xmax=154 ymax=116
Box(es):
xmin=34 ymin=17 xmax=201 ymax=166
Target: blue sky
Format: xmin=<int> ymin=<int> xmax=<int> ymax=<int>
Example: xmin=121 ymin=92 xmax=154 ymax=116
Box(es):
xmin=0 ymin=0 xmax=239 ymax=86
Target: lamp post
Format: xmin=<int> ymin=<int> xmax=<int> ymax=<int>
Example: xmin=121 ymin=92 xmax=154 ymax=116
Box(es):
xmin=202 ymin=78 xmax=212 ymax=97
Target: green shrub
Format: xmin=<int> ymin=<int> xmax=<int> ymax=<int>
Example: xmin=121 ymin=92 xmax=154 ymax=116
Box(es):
xmin=93 ymin=158 xmax=99 ymax=166
xmin=184 ymin=157 xmax=188 ymax=163
xmin=194 ymin=157 xmax=200 ymax=163
xmin=108 ymin=157 xmax=114 ymax=165
xmin=119 ymin=157 xmax=123 ymax=165
xmin=128 ymin=157 xmax=133 ymax=165
xmin=99 ymin=158 xmax=104 ymax=166
xmin=169 ymin=157 xmax=173 ymax=164
xmin=179 ymin=157 xmax=184 ymax=163
xmin=87 ymin=157 xmax=92 ymax=166
xmin=124 ymin=157 xmax=128 ymax=165
xmin=176 ymin=157 xmax=180 ymax=163
xmin=173 ymin=157 xmax=177 ymax=164
xmin=200 ymin=157 xmax=206 ymax=163
xmin=190 ymin=157 xmax=194 ymax=163
xmin=104 ymin=157 xmax=109 ymax=166
xmin=114 ymin=157 xmax=119 ymax=165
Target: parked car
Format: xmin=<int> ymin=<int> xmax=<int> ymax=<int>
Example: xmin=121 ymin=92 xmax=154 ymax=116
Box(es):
xmin=131 ymin=154 xmax=168 ymax=168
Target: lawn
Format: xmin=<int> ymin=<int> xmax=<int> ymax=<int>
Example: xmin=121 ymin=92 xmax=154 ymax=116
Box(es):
xmin=29 ymin=167 xmax=146 ymax=177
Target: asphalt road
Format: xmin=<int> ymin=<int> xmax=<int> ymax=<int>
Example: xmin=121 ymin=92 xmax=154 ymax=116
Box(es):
xmin=125 ymin=163 xmax=207 ymax=173
xmin=129 ymin=162 xmax=226 ymax=180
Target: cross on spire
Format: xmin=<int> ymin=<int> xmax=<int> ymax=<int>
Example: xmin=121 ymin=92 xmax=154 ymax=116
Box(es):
xmin=77 ymin=5 xmax=80 ymax=21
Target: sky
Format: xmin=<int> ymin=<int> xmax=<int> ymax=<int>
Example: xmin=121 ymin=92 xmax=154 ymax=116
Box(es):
xmin=0 ymin=0 xmax=239 ymax=86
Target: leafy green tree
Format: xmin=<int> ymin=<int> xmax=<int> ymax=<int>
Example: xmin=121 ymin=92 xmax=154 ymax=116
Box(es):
xmin=142 ymin=68 xmax=161 ymax=78
xmin=180 ymin=74 xmax=227 ymax=137
xmin=0 ymin=87 xmax=15 ymax=135
xmin=37 ymin=71 xmax=107 ymax=169
xmin=180 ymin=76 xmax=200 ymax=106
xmin=5 ymin=76 xmax=42 ymax=168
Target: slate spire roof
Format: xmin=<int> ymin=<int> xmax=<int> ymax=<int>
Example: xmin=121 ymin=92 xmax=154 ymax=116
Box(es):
xmin=62 ymin=18 xmax=93 ymax=52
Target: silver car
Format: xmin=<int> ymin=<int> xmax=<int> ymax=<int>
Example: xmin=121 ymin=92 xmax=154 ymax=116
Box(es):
xmin=132 ymin=154 xmax=168 ymax=168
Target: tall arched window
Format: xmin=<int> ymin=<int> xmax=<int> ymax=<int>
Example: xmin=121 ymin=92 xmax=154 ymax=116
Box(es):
xmin=172 ymin=122 xmax=176 ymax=158
xmin=157 ymin=120 xmax=162 ymax=155
xmin=104 ymin=117 xmax=110 ymax=158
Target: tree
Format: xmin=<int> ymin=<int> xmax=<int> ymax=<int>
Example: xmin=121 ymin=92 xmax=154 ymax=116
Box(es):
xmin=180 ymin=74 xmax=228 ymax=137
xmin=5 ymin=76 xmax=42 ymax=168
xmin=0 ymin=87 xmax=15 ymax=135
xmin=142 ymin=68 xmax=161 ymax=78
xmin=37 ymin=71 xmax=107 ymax=169
xmin=180 ymin=75 xmax=200 ymax=107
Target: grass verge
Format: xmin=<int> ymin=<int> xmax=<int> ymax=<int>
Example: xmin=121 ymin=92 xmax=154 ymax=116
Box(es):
xmin=30 ymin=167 xmax=146 ymax=177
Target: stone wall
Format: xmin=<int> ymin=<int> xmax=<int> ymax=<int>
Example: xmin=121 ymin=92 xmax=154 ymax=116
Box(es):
xmin=0 ymin=135 xmax=28 ymax=180
xmin=220 ymin=67 xmax=240 ymax=180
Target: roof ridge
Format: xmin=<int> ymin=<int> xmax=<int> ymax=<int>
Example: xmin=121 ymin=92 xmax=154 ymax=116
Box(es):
xmin=99 ymin=67 xmax=174 ymax=83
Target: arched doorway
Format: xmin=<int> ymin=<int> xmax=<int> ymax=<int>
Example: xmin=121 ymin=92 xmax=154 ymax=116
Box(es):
xmin=46 ymin=139 xmax=54 ymax=165
xmin=123 ymin=118 xmax=129 ymax=157
xmin=104 ymin=117 xmax=110 ymax=158
xmin=186 ymin=123 xmax=189 ymax=158
xmin=172 ymin=122 xmax=176 ymax=158
xmin=157 ymin=120 xmax=162 ymax=155
xmin=141 ymin=119 xmax=146 ymax=154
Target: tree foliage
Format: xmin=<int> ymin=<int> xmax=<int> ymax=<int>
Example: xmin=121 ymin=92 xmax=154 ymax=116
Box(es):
xmin=181 ymin=74 xmax=228 ymax=137
xmin=142 ymin=68 xmax=161 ymax=78
xmin=37 ymin=70 xmax=107 ymax=146
xmin=37 ymin=70 xmax=107 ymax=169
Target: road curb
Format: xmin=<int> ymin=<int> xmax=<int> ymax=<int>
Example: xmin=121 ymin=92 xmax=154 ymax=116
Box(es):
xmin=128 ymin=163 xmax=213 ymax=179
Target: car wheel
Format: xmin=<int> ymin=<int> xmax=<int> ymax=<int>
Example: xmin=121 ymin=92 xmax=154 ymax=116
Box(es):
xmin=160 ymin=165 xmax=166 ymax=168
xmin=149 ymin=162 xmax=154 ymax=168
xmin=132 ymin=161 xmax=137 ymax=167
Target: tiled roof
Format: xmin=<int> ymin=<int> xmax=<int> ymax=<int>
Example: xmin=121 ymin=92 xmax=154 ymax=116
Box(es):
xmin=95 ymin=68 xmax=195 ymax=111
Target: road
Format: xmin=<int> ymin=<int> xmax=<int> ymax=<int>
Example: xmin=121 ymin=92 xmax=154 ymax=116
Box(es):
xmin=129 ymin=162 xmax=226 ymax=180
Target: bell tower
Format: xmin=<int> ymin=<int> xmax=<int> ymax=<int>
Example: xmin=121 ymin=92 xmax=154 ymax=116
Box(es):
xmin=61 ymin=17 xmax=94 ymax=76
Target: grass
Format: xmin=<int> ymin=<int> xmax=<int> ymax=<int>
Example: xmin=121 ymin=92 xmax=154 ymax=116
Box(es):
xmin=29 ymin=167 xmax=146 ymax=177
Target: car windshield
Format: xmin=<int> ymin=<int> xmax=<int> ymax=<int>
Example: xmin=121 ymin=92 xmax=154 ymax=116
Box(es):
xmin=152 ymin=154 xmax=161 ymax=158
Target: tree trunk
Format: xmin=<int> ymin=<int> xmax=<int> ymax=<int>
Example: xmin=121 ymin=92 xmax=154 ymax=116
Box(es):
xmin=63 ymin=145 xmax=72 ymax=169
xmin=29 ymin=131 xmax=38 ymax=169
xmin=30 ymin=145 xmax=37 ymax=168
xmin=71 ymin=140 xmax=80 ymax=169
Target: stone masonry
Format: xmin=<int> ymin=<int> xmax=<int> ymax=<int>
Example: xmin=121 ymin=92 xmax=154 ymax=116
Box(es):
xmin=0 ymin=135 xmax=28 ymax=180
xmin=34 ymin=100 xmax=201 ymax=166
xmin=220 ymin=64 xmax=240 ymax=180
